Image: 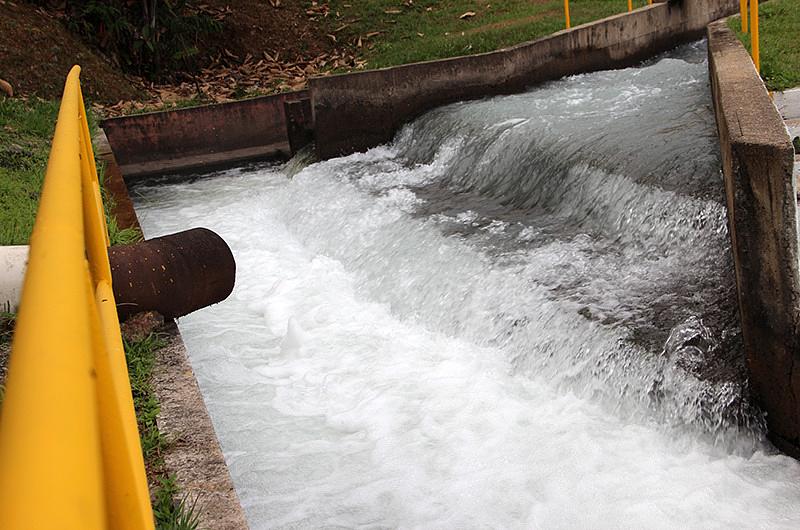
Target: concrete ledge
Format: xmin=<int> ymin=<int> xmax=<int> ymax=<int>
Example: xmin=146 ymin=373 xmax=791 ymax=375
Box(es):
xmin=101 ymin=91 xmax=310 ymax=180
xmin=98 ymin=150 xmax=249 ymax=528
xmin=707 ymin=20 xmax=800 ymax=455
xmin=154 ymin=323 xmax=249 ymax=530
xmin=311 ymin=0 xmax=739 ymax=158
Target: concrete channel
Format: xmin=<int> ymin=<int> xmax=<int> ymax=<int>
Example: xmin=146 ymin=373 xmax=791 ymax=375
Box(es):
xmin=91 ymin=0 xmax=800 ymax=525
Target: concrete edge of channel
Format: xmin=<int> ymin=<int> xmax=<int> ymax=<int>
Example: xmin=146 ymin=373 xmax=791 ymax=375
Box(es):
xmin=97 ymin=132 xmax=250 ymax=529
xmin=707 ymin=19 xmax=800 ymax=457
xmin=101 ymin=0 xmax=740 ymax=176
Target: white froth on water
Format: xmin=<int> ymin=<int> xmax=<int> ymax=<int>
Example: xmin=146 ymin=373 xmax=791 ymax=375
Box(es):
xmin=133 ymin=44 xmax=800 ymax=528
xmin=135 ymin=165 xmax=800 ymax=528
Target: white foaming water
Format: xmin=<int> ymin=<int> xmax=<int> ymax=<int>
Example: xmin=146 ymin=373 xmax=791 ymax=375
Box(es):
xmin=133 ymin=44 xmax=800 ymax=528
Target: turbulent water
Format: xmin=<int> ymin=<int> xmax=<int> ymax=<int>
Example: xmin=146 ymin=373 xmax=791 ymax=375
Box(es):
xmin=133 ymin=42 xmax=800 ymax=528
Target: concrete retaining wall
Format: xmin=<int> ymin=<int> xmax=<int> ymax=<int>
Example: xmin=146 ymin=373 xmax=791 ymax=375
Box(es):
xmin=707 ymin=20 xmax=800 ymax=455
xmin=101 ymin=1 xmax=737 ymax=174
xmin=101 ymin=91 xmax=311 ymax=179
xmin=311 ymin=0 xmax=739 ymax=159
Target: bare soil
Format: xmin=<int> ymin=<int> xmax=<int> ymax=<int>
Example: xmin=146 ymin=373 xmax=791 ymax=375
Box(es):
xmin=205 ymin=0 xmax=338 ymax=63
xmin=0 ymin=0 xmax=346 ymax=111
xmin=0 ymin=1 xmax=143 ymax=103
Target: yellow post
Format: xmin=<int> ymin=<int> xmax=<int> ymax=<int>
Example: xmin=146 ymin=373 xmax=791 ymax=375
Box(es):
xmin=564 ymin=0 xmax=571 ymax=29
xmin=740 ymin=0 xmax=748 ymax=33
xmin=750 ymin=0 xmax=759 ymax=72
xmin=628 ymin=0 xmax=633 ymax=12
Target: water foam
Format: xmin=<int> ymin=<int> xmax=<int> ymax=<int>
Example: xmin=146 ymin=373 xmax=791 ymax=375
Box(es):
xmin=133 ymin=42 xmax=800 ymax=528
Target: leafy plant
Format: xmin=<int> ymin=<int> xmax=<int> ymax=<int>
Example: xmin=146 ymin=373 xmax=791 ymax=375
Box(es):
xmin=34 ymin=1 xmax=221 ymax=80
xmin=152 ymin=475 xmax=200 ymax=530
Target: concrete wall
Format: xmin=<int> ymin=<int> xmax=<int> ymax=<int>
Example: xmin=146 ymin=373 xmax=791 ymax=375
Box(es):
xmin=311 ymin=0 xmax=739 ymax=159
xmin=102 ymin=1 xmax=737 ymax=174
xmin=707 ymin=21 xmax=800 ymax=455
xmin=101 ymin=91 xmax=311 ymax=179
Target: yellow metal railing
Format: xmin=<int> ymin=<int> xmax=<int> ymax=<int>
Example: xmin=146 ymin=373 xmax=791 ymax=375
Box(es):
xmin=0 ymin=66 xmax=154 ymax=529
xmin=749 ymin=0 xmax=760 ymax=72
xmin=738 ymin=0 xmax=760 ymax=73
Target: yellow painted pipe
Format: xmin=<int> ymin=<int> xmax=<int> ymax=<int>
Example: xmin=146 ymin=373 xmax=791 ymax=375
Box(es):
xmin=565 ymin=0 xmax=571 ymax=29
xmin=628 ymin=0 xmax=633 ymax=12
xmin=0 ymin=66 xmax=154 ymax=530
xmin=0 ymin=66 xmax=106 ymax=530
xmin=750 ymin=0 xmax=759 ymax=72
xmin=740 ymin=0 xmax=749 ymax=33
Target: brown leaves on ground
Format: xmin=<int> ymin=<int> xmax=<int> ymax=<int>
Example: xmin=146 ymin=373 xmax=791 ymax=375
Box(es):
xmin=93 ymin=1 xmax=370 ymax=117
xmin=96 ymin=48 xmax=366 ymax=117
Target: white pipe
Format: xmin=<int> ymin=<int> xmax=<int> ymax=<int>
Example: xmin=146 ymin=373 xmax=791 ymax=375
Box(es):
xmin=0 ymin=246 xmax=28 ymax=313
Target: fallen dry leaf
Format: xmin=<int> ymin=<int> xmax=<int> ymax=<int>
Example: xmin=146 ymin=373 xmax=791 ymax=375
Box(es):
xmin=0 ymin=79 xmax=13 ymax=97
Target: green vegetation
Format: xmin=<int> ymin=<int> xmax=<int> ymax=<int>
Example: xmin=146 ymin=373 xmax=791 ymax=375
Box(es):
xmin=31 ymin=0 xmax=221 ymax=80
xmin=0 ymin=97 xmax=142 ymax=246
xmin=728 ymin=0 xmax=800 ymax=91
xmin=328 ymin=0 xmax=649 ymax=69
xmin=152 ymin=475 xmax=200 ymax=530
xmin=0 ymin=98 xmax=59 ymax=246
xmin=125 ymin=333 xmax=199 ymax=530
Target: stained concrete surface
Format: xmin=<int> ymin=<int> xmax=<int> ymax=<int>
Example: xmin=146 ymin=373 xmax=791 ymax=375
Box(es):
xmin=312 ymin=0 xmax=740 ymax=158
xmin=101 ymin=91 xmax=307 ymax=180
xmin=708 ymin=20 xmax=800 ymax=456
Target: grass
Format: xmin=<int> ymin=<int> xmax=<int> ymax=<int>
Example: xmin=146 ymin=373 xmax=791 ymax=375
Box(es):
xmin=727 ymin=0 xmax=800 ymax=91
xmin=0 ymin=310 xmax=13 ymax=346
xmin=0 ymin=98 xmax=59 ymax=245
xmin=326 ymin=0 xmax=650 ymax=69
xmin=112 ymin=1 xmax=651 ymax=113
xmin=0 ymin=96 xmax=143 ymax=245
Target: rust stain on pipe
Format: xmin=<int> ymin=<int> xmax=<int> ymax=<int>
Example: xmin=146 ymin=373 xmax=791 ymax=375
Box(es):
xmin=110 ymin=228 xmax=235 ymax=319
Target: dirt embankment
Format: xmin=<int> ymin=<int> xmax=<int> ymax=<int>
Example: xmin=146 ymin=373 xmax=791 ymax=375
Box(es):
xmin=0 ymin=1 xmax=354 ymax=111
xmin=0 ymin=1 xmax=142 ymax=103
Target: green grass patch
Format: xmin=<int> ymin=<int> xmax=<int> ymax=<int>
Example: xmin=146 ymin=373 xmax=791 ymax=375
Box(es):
xmin=0 ymin=98 xmax=59 ymax=246
xmin=728 ymin=0 xmax=800 ymax=91
xmin=125 ymin=333 xmax=199 ymax=530
xmin=0 ymin=310 xmax=13 ymax=346
xmin=326 ymin=0 xmax=649 ymax=69
xmin=0 ymin=97 xmax=143 ymax=245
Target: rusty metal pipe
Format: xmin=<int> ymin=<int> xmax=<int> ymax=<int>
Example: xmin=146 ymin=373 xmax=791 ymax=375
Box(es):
xmin=110 ymin=228 xmax=235 ymax=319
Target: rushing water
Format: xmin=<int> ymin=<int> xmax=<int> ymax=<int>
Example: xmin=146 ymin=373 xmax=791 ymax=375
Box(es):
xmin=133 ymin=43 xmax=800 ymax=528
